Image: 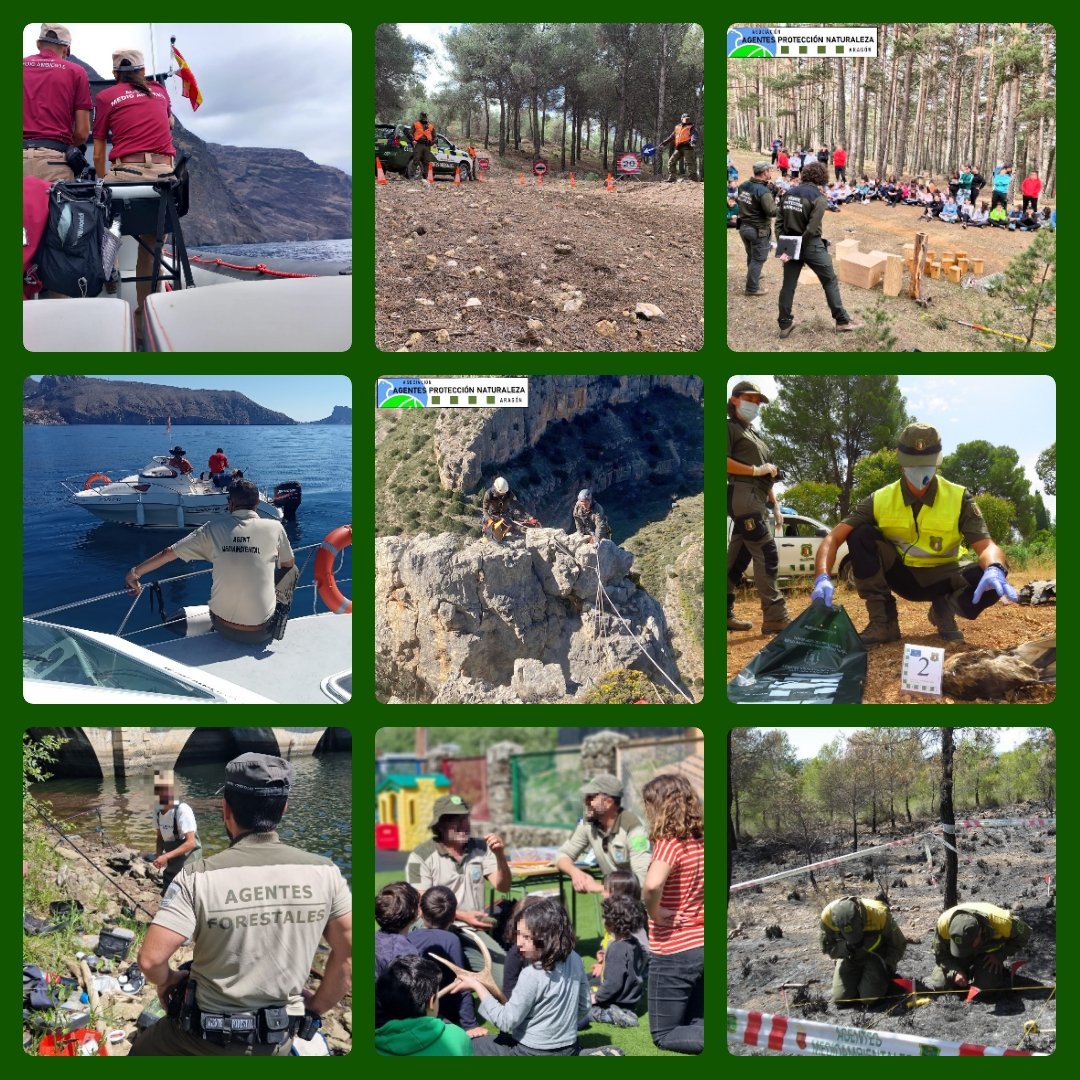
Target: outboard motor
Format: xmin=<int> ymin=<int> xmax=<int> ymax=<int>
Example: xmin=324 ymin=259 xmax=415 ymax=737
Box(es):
xmin=272 ymin=480 xmax=302 ymax=520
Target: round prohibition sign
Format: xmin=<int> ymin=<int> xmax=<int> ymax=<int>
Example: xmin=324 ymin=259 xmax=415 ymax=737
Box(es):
xmin=617 ymin=152 xmax=642 ymax=174
xmin=532 ymin=159 xmax=548 ymax=176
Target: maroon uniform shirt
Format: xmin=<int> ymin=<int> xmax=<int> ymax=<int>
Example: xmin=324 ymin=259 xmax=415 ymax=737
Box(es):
xmin=23 ymin=49 xmax=92 ymax=142
xmin=93 ymin=81 xmax=175 ymax=162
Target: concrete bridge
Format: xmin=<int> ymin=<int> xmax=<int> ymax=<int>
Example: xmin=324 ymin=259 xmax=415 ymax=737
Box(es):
xmin=28 ymin=727 xmax=351 ymax=778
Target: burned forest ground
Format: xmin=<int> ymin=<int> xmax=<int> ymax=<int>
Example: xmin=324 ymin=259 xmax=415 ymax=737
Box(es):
xmin=728 ymin=803 xmax=1056 ymax=1055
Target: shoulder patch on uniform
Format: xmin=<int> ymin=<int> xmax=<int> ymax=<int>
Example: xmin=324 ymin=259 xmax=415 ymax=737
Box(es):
xmin=630 ymin=834 xmax=651 ymax=853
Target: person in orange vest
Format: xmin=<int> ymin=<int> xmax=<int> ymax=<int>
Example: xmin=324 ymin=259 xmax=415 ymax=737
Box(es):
xmin=660 ymin=113 xmax=698 ymax=183
xmin=410 ymin=111 xmax=436 ymax=180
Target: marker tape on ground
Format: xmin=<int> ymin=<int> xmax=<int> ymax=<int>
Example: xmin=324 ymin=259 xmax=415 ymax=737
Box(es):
xmin=728 ymin=1008 xmax=1045 ymax=1056
xmin=946 ymin=817 xmax=1055 ymax=830
xmin=730 ymin=832 xmax=931 ymax=893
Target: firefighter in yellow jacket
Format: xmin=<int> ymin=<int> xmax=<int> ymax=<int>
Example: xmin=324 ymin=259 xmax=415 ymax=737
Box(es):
xmin=820 ymin=896 xmax=907 ymax=1005
xmin=811 ymin=422 xmax=1018 ymax=646
xmin=928 ymin=903 xmax=1031 ymax=992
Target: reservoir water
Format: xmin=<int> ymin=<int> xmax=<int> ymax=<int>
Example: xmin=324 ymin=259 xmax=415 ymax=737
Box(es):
xmin=23 ymin=424 xmax=351 ymax=647
xmin=30 ymin=751 xmax=352 ymax=886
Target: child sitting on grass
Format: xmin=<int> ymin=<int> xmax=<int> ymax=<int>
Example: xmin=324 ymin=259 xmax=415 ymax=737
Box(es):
xmin=591 ymin=869 xmax=651 ymax=983
xmin=588 ymin=896 xmax=648 ymax=1028
xmin=376 ymin=881 xmax=420 ymax=980
xmin=408 ymin=885 xmax=487 ymax=1037
xmin=376 ymin=955 xmax=474 ymax=1056
xmin=448 ymin=897 xmax=589 ymax=1056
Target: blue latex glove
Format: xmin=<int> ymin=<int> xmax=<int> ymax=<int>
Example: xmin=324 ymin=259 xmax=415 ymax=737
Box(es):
xmin=811 ymin=573 xmax=834 ymax=608
xmin=972 ymin=565 xmax=1018 ymax=605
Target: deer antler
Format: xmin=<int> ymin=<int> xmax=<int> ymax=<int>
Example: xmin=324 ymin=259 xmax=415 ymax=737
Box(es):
xmin=432 ymin=925 xmax=507 ymax=1003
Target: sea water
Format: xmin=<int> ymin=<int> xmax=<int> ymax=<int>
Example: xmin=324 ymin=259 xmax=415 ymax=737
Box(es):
xmin=189 ymin=239 xmax=352 ymax=264
xmin=23 ymin=424 xmax=352 ymax=647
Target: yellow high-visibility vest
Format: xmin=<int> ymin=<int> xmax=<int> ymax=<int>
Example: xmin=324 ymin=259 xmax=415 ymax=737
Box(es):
xmin=937 ymin=902 xmax=1014 ymax=948
xmin=873 ymin=476 xmax=964 ymax=567
xmin=822 ymin=897 xmax=890 ymax=937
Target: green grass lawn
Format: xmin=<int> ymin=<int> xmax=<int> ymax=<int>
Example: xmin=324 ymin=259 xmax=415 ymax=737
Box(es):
xmin=374 ymin=870 xmax=687 ymax=1056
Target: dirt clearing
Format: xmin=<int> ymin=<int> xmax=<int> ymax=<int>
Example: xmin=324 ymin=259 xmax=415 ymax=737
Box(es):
xmin=375 ymin=175 xmax=703 ymax=352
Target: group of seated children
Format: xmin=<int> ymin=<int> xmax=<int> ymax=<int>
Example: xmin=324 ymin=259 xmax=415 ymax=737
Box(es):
xmin=375 ymin=871 xmax=651 ymax=1056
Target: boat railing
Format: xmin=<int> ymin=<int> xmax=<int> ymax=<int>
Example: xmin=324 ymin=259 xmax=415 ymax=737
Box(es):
xmin=24 ymin=541 xmax=350 ymax=639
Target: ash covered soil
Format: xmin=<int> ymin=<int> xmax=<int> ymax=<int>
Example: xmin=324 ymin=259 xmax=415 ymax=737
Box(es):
xmin=728 ymin=806 xmax=1056 ymax=1055
xmin=375 ymin=175 xmax=704 ymax=352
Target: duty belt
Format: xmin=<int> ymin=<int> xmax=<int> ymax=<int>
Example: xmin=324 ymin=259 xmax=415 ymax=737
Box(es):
xmin=178 ymin=982 xmax=298 ymax=1045
xmin=24 ymin=138 xmax=71 ymax=152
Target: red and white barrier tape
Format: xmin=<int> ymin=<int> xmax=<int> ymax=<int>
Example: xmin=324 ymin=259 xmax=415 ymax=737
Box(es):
xmin=728 ymin=1009 xmax=1045 ymax=1056
xmin=945 ymin=817 xmax=1055 ymax=830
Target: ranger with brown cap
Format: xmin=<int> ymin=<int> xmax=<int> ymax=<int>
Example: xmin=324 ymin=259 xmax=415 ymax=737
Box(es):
xmin=820 ymin=896 xmax=907 ymax=1004
xmin=812 ymin=421 xmax=1018 ymax=645
xmin=928 ymin=903 xmax=1030 ymax=992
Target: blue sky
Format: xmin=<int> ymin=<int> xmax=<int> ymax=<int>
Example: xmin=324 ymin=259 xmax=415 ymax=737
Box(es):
xmin=31 ymin=375 xmax=351 ymax=423
xmin=728 ymin=375 xmax=1056 ymax=519
xmin=752 ymin=727 xmax=1034 ymax=760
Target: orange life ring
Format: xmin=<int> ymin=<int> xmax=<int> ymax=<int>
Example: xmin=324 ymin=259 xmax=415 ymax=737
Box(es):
xmin=315 ymin=524 xmax=352 ymax=614
xmin=84 ymin=473 xmax=112 ymax=489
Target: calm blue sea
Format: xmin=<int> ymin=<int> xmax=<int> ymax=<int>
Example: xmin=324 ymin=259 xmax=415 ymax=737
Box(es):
xmin=189 ymin=239 xmax=352 ymax=264
xmin=23 ymin=425 xmax=352 ymax=647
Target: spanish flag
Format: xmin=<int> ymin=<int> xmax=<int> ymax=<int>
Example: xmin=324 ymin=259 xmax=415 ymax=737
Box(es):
xmin=171 ymin=44 xmax=203 ymax=111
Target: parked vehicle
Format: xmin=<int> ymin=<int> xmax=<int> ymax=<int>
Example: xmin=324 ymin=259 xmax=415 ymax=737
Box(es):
xmin=727 ymin=510 xmax=853 ymax=583
xmin=376 ymin=124 xmax=474 ymax=180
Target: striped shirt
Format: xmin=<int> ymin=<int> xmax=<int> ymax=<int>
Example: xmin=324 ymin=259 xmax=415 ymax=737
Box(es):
xmin=648 ymin=837 xmax=704 ymax=954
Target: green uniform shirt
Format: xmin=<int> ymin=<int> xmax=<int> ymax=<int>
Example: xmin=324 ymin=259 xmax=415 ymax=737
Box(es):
xmin=735 ymin=179 xmax=776 ymax=230
xmin=557 ymin=810 xmax=651 ymax=885
xmin=152 ymin=831 xmax=352 ymax=1017
xmin=776 ymin=182 xmax=828 ymax=240
xmin=405 ymin=837 xmax=497 ymax=913
xmin=728 ymin=416 xmax=774 ymax=497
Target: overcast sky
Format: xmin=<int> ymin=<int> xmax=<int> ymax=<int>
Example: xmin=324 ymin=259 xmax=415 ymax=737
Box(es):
xmin=396 ymin=24 xmax=456 ymax=93
xmin=24 ymin=23 xmax=352 ymax=175
xmin=750 ymin=727 xmax=1034 ymax=760
xmin=728 ymin=375 xmax=1056 ymax=519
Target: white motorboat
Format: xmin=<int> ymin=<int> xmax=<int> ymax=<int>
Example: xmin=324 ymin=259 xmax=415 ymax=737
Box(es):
xmin=63 ymin=456 xmax=298 ymax=528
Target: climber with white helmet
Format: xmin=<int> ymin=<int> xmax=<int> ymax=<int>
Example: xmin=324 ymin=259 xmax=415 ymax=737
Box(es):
xmin=481 ymin=476 xmax=529 ymax=543
xmin=573 ymin=489 xmax=611 ymax=543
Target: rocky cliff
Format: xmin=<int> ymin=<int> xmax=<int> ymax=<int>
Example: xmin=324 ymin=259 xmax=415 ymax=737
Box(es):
xmin=435 ymin=375 xmax=702 ymax=492
xmin=312 ymin=405 xmax=353 ymax=424
xmin=23 ymin=376 xmax=294 ymax=425
xmin=376 ymin=528 xmax=684 ymax=704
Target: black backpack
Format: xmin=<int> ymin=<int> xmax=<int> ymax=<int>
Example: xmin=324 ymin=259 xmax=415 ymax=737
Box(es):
xmin=35 ymin=180 xmax=112 ymax=298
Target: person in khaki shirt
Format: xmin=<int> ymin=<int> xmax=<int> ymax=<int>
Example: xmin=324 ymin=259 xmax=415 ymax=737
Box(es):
xmin=405 ymin=794 xmax=511 ymax=990
xmin=124 ymin=479 xmax=298 ymax=644
xmin=131 ymin=754 xmax=352 ymax=1056
xmin=555 ymin=773 xmax=651 ymax=894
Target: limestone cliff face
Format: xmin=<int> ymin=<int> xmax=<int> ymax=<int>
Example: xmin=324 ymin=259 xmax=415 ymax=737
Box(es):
xmin=435 ymin=375 xmax=703 ymax=492
xmin=375 ymin=528 xmax=683 ymax=703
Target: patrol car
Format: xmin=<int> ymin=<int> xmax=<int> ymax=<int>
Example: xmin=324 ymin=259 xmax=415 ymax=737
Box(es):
xmin=728 ymin=510 xmax=853 ymax=583
xmin=375 ymin=123 xmax=474 ymax=181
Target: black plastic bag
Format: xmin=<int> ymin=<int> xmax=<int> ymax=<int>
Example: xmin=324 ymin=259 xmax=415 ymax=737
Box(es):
xmin=728 ymin=603 xmax=867 ymax=703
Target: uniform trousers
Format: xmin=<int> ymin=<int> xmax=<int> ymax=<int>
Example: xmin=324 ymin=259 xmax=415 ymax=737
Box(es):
xmin=410 ymin=141 xmax=435 ymax=177
xmin=23 ymin=146 xmax=75 ymax=182
xmin=727 ymin=483 xmax=784 ymax=617
xmin=739 ymin=223 xmax=770 ymax=292
xmin=778 ymin=237 xmax=851 ymax=329
xmin=927 ymin=953 xmax=1012 ymax=992
xmin=667 ymin=144 xmax=697 ymax=180
xmin=832 ymin=954 xmax=893 ymax=1003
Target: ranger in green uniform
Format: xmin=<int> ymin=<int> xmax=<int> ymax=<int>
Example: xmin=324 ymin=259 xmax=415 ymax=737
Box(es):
xmin=554 ymin=774 xmax=651 ymax=892
xmin=812 ymin=422 xmax=1018 ymax=645
xmin=820 ymin=896 xmax=907 ymax=1004
xmin=727 ymin=381 xmax=788 ymax=634
xmin=131 ymin=754 xmax=352 ymax=1056
xmin=775 ymin=160 xmax=862 ymax=339
xmin=928 ymin=903 xmax=1031 ymax=992
xmin=736 ymin=161 xmax=777 ymax=296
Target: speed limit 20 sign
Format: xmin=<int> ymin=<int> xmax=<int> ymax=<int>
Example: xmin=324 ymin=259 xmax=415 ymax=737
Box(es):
xmin=616 ymin=152 xmax=642 ymax=174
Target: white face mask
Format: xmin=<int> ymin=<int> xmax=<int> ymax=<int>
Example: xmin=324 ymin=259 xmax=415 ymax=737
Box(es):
xmin=903 ymin=465 xmax=936 ymax=490
xmin=736 ymin=400 xmax=760 ymax=422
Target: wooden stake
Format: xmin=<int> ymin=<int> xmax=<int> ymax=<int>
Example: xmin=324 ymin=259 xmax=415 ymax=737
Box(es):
xmin=909 ymin=232 xmax=927 ymax=299
xmin=883 ymin=254 xmax=904 ymax=297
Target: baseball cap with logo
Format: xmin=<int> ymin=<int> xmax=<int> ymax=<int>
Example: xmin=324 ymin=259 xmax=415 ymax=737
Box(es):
xmin=580 ymin=773 xmax=624 ymax=799
xmin=896 ymin=422 xmax=943 ymax=467
xmin=730 ymin=380 xmax=770 ymax=403
xmin=429 ymin=793 xmax=470 ymax=828
xmin=948 ymin=911 xmax=982 ymax=957
xmin=829 ymin=897 xmax=865 ymax=943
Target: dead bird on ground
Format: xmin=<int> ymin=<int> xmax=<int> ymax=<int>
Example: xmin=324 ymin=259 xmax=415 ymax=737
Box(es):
xmin=942 ymin=636 xmax=1055 ymax=700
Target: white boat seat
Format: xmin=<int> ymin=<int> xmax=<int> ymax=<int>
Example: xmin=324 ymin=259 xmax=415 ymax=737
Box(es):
xmin=24 ymin=296 xmax=134 ymax=352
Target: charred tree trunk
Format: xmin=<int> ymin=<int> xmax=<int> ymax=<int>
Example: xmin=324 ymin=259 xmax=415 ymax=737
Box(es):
xmin=905 ymin=793 xmax=912 ymax=823
xmin=941 ymin=728 xmax=958 ymax=909
xmin=727 ymin=731 xmax=736 ymax=889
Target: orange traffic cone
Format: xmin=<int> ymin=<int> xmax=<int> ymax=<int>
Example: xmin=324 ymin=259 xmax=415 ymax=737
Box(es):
xmin=427 ymin=162 xmax=434 ymax=184
xmin=518 ymin=173 xmax=525 ymax=187
xmin=536 ymin=172 xmax=543 ymax=185
xmin=605 ymin=172 xmax=615 ymax=192
xmin=569 ymin=172 xmax=576 ymax=188
xmin=376 ymin=156 xmax=388 ymax=185
xmin=454 ymin=166 xmax=461 ymax=185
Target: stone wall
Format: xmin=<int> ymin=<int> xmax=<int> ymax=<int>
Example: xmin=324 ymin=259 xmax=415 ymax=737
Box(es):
xmin=486 ymin=741 xmax=523 ymax=825
xmin=581 ymin=730 xmax=631 ymax=777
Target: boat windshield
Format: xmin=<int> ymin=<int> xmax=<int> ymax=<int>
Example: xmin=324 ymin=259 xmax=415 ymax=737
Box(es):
xmin=23 ymin=621 xmax=216 ymax=699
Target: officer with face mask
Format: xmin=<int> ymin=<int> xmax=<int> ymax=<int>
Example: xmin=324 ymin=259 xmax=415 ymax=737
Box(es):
xmin=811 ymin=422 xmax=1018 ymax=645
xmin=727 ymin=381 xmax=788 ymax=634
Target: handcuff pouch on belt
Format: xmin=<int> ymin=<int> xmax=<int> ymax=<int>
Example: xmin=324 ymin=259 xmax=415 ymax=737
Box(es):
xmin=174 ymin=973 xmax=295 ymax=1044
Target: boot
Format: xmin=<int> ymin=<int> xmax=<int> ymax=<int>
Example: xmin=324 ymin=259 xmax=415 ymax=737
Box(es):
xmin=858 ymin=597 xmax=901 ymax=646
xmin=727 ymin=594 xmax=752 ymax=632
xmin=928 ymin=595 xmax=964 ymax=641
xmin=761 ymin=602 xmax=790 ymax=635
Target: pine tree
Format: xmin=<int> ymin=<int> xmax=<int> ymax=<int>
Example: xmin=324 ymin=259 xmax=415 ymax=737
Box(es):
xmin=984 ymin=228 xmax=1056 ymax=350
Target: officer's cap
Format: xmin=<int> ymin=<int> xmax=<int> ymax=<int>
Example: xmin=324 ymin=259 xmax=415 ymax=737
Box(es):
xmin=429 ymin=793 xmax=470 ymax=828
xmin=948 ymin=912 xmax=981 ymax=958
xmin=581 ymin=773 xmax=623 ymax=799
xmin=753 ymin=161 xmax=772 ymax=175
xmin=730 ymin=380 xmax=770 ymax=403
xmin=896 ymin=422 xmax=943 ymax=467
xmin=39 ymin=24 xmax=72 ymax=46
xmin=224 ymin=753 xmax=293 ymax=797
xmin=829 ymin=897 xmax=865 ymax=942
xmin=112 ymin=49 xmax=146 ymax=72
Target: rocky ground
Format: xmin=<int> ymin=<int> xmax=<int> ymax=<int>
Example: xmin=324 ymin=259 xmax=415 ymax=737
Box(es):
xmin=375 ymin=174 xmax=704 ymax=352
xmin=25 ymin=828 xmax=351 ymax=1055
xmin=728 ymin=805 xmax=1056 ymax=1055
